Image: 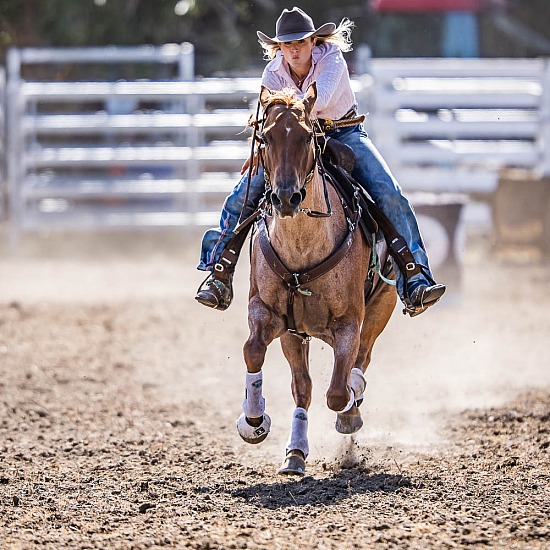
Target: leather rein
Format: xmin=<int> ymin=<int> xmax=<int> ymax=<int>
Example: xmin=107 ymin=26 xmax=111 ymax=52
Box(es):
xmin=252 ymin=103 xmax=362 ymax=342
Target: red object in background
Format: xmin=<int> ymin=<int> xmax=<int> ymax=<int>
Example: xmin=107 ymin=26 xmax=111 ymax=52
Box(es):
xmin=372 ymin=0 xmax=505 ymax=12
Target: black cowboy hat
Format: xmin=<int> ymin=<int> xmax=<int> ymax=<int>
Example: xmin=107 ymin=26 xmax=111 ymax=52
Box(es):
xmin=257 ymin=7 xmax=336 ymax=45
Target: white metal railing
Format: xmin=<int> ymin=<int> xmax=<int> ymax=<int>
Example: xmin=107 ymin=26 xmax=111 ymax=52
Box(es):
xmin=5 ymin=45 xmax=260 ymax=245
xmin=10 ymin=80 xmax=256 ymax=239
xmin=360 ymin=58 xmax=550 ymax=196
xmin=4 ymin=49 xmax=550 ymax=245
xmin=8 ymin=44 xmax=195 ymax=79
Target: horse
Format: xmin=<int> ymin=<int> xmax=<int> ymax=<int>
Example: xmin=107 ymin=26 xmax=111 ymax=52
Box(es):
xmin=236 ymin=82 xmax=397 ymax=476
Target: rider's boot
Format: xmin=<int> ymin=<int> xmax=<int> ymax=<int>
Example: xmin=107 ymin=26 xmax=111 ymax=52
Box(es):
xmin=404 ymin=282 xmax=446 ymax=317
xmin=195 ymin=227 xmax=251 ymax=311
xmin=195 ymin=271 xmax=234 ymax=311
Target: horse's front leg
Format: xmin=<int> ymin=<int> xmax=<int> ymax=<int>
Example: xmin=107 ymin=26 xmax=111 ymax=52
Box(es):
xmin=277 ymin=332 xmax=312 ymax=477
xmin=326 ymin=318 xmax=363 ymax=413
xmin=237 ymin=296 xmax=284 ymax=445
xmin=335 ymin=284 xmax=397 ymax=435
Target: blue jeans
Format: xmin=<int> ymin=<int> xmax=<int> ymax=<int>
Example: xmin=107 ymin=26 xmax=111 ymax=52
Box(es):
xmin=198 ymin=124 xmax=434 ymax=301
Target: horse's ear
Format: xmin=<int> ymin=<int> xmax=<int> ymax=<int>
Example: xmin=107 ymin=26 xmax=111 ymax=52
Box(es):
xmin=302 ymin=81 xmax=317 ymax=116
xmin=260 ymin=85 xmax=274 ymax=109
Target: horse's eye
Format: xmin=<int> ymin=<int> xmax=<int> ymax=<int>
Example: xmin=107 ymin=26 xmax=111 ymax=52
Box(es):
xmin=306 ymin=133 xmax=313 ymax=143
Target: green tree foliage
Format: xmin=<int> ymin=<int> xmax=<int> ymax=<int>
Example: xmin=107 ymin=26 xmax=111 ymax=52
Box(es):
xmin=0 ymin=0 xmax=548 ymax=76
xmin=0 ymin=0 xmax=369 ymax=76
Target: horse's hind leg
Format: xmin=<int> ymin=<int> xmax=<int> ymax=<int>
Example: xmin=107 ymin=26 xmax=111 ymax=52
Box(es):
xmin=277 ymin=332 xmax=312 ymax=476
xmin=357 ymin=284 xmax=397 ymax=374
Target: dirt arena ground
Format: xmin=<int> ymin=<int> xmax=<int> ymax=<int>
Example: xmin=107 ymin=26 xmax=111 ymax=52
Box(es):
xmin=0 ymin=227 xmax=549 ymax=549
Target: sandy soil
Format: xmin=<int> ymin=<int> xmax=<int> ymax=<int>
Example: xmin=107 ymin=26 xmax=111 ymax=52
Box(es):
xmin=0 ymin=228 xmax=549 ymax=549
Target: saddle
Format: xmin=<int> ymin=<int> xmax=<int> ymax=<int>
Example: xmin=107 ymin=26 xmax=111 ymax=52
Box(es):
xmin=319 ymin=137 xmax=378 ymax=242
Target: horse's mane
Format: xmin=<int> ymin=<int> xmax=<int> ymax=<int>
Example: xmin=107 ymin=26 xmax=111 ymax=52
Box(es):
xmin=263 ymin=87 xmax=301 ymax=109
xmin=248 ymin=87 xmax=303 ymax=130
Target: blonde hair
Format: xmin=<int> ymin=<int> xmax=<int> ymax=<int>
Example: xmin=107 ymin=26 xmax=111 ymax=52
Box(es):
xmin=260 ymin=18 xmax=355 ymax=60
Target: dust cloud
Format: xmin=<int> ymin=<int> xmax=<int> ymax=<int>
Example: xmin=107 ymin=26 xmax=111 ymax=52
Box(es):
xmin=225 ymin=235 xmax=550 ymax=464
xmin=1 ymin=230 xmax=548 ymax=467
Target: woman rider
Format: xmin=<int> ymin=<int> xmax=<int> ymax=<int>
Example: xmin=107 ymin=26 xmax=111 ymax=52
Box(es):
xmin=196 ymin=6 xmax=446 ymax=316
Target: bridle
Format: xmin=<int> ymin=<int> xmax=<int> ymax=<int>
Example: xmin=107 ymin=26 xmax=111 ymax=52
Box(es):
xmin=253 ymin=99 xmax=333 ymax=219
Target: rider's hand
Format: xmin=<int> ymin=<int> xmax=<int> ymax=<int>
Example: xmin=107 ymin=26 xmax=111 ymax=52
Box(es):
xmin=240 ymin=156 xmax=252 ymax=175
xmin=240 ymin=149 xmax=261 ymax=176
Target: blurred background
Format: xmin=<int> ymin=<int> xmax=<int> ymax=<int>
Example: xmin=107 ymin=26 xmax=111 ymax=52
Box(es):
xmin=1 ymin=0 xmax=550 ymax=282
xmin=2 ymin=8 xmax=550 ymax=545
xmin=2 ymin=0 xmax=550 ymax=75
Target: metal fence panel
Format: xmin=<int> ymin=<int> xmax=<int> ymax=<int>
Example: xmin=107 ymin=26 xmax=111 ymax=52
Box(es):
xmin=360 ymin=58 xmax=549 ymax=196
xmin=6 ymin=45 xmax=259 ymax=245
xmin=4 ymin=50 xmax=550 ymax=247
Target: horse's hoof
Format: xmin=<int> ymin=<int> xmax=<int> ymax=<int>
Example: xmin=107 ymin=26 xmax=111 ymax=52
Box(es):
xmin=277 ymin=454 xmax=306 ymax=476
xmin=236 ymin=413 xmax=271 ymax=444
xmin=335 ymin=407 xmax=363 ymax=434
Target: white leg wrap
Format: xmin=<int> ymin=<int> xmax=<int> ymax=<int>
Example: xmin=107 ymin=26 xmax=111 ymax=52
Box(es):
xmin=242 ymin=371 xmax=265 ymax=418
xmin=350 ymin=367 xmax=366 ymax=401
xmin=285 ymin=407 xmax=309 ymax=458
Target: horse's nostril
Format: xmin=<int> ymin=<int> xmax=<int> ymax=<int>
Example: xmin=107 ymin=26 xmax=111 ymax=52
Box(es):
xmin=290 ymin=192 xmax=302 ymax=208
xmin=271 ymin=192 xmax=282 ymax=208
xmin=271 ymin=189 xmax=301 ymax=213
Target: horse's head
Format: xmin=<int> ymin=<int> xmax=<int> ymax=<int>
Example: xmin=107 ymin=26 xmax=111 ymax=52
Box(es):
xmin=259 ymin=83 xmax=318 ymax=218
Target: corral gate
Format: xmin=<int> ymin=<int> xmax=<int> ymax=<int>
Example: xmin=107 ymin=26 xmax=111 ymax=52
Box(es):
xmin=362 ymin=57 xmax=550 ymax=193
xmin=5 ymin=44 xmax=260 ymax=246
xmin=5 ymin=48 xmax=550 ymax=255
xmin=359 ymin=57 xmax=550 ymax=262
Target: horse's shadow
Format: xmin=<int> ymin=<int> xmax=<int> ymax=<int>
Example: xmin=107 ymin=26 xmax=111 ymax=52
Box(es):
xmin=230 ymin=469 xmax=411 ymax=509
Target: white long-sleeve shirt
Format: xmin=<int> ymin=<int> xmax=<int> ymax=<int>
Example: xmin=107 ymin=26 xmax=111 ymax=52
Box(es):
xmin=260 ymin=43 xmax=356 ymax=121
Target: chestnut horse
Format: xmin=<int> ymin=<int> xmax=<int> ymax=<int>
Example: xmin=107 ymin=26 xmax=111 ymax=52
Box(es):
xmin=236 ymin=83 xmax=396 ymax=476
